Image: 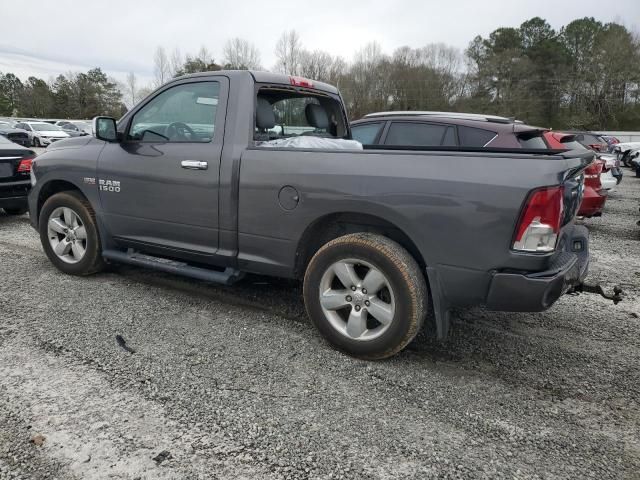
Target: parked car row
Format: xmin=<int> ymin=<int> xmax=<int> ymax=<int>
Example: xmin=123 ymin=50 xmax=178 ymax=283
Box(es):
xmin=613 ymin=142 xmax=640 ymax=177
xmin=0 ymin=118 xmax=92 ymax=147
xmin=351 ymin=112 xmax=624 ymax=219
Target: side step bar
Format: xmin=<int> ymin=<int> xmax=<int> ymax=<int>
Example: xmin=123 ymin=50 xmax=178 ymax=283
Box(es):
xmin=102 ymin=249 xmax=245 ymax=286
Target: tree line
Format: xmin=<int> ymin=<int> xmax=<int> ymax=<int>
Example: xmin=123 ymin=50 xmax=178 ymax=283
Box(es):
xmin=0 ymin=68 xmax=126 ymax=119
xmin=1 ymin=17 xmax=639 ymax=129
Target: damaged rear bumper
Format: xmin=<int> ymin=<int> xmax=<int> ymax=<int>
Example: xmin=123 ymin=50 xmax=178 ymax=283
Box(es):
xmin=485 ymin=225 xmax=589 ymax=312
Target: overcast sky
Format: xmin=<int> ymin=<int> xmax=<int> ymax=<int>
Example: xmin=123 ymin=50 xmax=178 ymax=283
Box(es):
xmin=0 ymin=0 xmax=638 ymax=88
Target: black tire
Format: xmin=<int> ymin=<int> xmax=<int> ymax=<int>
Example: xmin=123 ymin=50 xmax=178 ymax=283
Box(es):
xmin=33 ymin=137 xmax=40 ymax=148
xmin=3 ymin=207 xmax=28 ymax=215
xmin=39 ymin=191 xmax=105 ymax=276
xmin=303 ymin=233 xmax=427 ymax=360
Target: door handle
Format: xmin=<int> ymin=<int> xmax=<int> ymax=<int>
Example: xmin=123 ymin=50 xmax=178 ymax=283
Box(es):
xmin=181 ymin=160 xmax=208 ymax=170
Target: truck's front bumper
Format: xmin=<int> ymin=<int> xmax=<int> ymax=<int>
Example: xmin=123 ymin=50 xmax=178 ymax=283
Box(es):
xmin=485 ymin=225 xmax=589 ymax=312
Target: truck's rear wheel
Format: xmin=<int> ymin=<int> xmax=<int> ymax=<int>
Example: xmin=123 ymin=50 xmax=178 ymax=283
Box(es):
xmin=39 ymin=191 xmax=105 ymax=276
xmin=303 ymin=233 xmax=427 ymax=359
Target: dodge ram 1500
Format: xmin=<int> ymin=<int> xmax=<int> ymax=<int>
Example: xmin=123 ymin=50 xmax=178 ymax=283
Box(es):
xmin=28 ymin=70 xmax=593 ymax=359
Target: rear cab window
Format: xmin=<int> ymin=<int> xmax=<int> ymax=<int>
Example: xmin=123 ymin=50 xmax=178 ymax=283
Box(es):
xmin=253 ymin=86 xmax=348 ymax=145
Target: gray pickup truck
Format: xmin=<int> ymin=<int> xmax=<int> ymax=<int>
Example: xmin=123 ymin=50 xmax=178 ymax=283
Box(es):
xmin=28 ymin=70 xmax=593 ymax=359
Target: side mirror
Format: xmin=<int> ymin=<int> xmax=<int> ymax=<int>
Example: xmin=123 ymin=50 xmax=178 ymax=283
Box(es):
xmin=93 ymin=116 xmax=118 ymax=142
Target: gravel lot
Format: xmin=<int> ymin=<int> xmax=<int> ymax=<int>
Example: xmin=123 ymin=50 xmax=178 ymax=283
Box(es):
xmin=0 ymin=168 xmax=639 ymax=480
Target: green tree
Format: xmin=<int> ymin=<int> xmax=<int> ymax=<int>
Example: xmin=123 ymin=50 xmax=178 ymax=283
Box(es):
xmin=20 ymin=77 xmax=54 ymax=117
xmin=174 ymin=56 xmax=222 ymax=77
xmin=0 ymin=73 xmax=24 ymax=116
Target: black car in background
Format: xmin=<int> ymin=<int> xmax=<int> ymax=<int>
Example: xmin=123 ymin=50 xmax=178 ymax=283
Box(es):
xmin=0 ymin=134 xmax=36 ymax=215
xmin=0 ymin=121 xmax=30 ymax=147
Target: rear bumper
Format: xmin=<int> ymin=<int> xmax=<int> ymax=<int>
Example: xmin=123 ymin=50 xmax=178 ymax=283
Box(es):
xmin=485 ymin=225 xmax=589 ymax=312
xmin=0 ymin=180 xmax=30 ymax=209
xmin=579 ymin=186 xmax=606 ymax=217
xmin=0 ymin=196 xmax=28 ymax=210
xmin=600 ymin=171 xmax=618 ymax=190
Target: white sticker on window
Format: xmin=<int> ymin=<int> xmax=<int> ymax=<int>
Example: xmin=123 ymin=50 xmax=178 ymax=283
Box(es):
xmin=196 ymin=97 xmax=218 ymax=106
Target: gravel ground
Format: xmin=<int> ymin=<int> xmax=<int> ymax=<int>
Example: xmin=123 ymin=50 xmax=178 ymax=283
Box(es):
xmin=0 ymin=169 xmax=639 ymax=479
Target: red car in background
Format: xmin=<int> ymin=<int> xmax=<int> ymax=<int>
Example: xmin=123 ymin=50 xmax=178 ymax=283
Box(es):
xmin=544 ymin=131 xmax=606 ymax=217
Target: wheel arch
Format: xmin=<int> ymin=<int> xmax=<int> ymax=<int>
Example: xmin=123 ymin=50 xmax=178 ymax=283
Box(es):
xmin=36 ymin=179 xmax=88 ymax=224
xmin=294 ymin=212 xmax=427 ymax=278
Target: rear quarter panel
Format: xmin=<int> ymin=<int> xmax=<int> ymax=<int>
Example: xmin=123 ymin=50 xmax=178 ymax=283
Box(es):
xmin=237 ymin=148 xmax=578 ymax=283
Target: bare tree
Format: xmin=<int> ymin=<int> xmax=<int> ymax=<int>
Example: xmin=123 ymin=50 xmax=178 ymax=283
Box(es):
xmin=299 ymin=50 xmax=335 ymax=81
xmin=223 ymin=38 xmax=261 ymax=70
xmin=197 ymin=46 xmax=213 ymax=65
xmin=419 ymin=43 xmax=463 ymax=78
xmin=153 ymin=46 xmax=170 ymax=87
xmin=125 ymin=72 xmax=137 ymax=107
xmin=170 ymin=47 xmax=183 ymax=77
xmin=275 ymin=30 xmax=303 ymax=75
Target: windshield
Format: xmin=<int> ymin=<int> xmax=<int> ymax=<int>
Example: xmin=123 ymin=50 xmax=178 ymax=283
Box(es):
xmin=31 ymin=123 xmax=62 ymax=131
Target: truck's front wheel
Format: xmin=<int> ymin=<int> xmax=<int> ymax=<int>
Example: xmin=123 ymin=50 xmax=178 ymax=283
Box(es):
xmin=303 ymin=233 xmax=427 ymax=360
xmin=39 ymin=191 xmax=105 ymax=276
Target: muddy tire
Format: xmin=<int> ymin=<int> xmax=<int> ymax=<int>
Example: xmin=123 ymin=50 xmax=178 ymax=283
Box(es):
xmin=303 ymin=233 xmax=427 ymax=360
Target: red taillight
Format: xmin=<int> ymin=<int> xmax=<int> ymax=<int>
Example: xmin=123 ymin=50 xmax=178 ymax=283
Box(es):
xmin=584 ymin=161 xmax=603 ymax=187
xmin=17 ymin=158 xmax=33 ymax=173
xmin=290 ymin=76 xmax=314 ymax=88
xmin=513 ymin=186 xmax=564 ymax=253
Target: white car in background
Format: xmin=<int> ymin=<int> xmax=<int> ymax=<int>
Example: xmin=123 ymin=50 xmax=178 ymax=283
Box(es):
xmin=55 ymin=120 xmax=93 ymax=135
xmin=599 ymin=153 xmax=620 ymax=191
xmin=614 ymin=142 xmax=640 ymax=167
xmin=13 ymin=121 xmax=70 ymax=147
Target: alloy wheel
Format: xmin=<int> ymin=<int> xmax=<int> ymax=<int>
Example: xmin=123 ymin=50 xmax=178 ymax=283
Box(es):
xmin=319 ymin=258 xmax=395 ymax=341
xmin=47 ymin=207 xmax=88 ymax=264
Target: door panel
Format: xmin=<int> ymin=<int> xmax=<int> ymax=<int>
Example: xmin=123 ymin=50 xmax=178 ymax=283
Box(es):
xmin=97 ymin=78 xmax=228 ymax=257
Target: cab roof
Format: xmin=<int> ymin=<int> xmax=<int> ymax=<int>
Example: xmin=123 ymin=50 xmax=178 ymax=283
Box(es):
xmin=171 ymin=70 xmax=340 ymax=95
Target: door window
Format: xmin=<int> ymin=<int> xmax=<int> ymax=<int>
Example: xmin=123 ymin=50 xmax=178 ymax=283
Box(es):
xmin=351 ymin=123 xmax=384 ymax=145
xmin=458 ymin=126 xmax=497 ymax=147
xmin=128 ymin=81 xmax=219 ymax=143
xmin=385 ymin=122 xmax=449 ymax=146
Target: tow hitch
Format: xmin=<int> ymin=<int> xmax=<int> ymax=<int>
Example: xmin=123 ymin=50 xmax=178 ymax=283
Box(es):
xmin=569 ymin=283 xmax=624 ymax=304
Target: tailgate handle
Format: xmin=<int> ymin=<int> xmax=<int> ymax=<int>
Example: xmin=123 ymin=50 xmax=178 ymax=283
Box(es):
xmin=181 ymin=160 xmax=208 ymax=170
